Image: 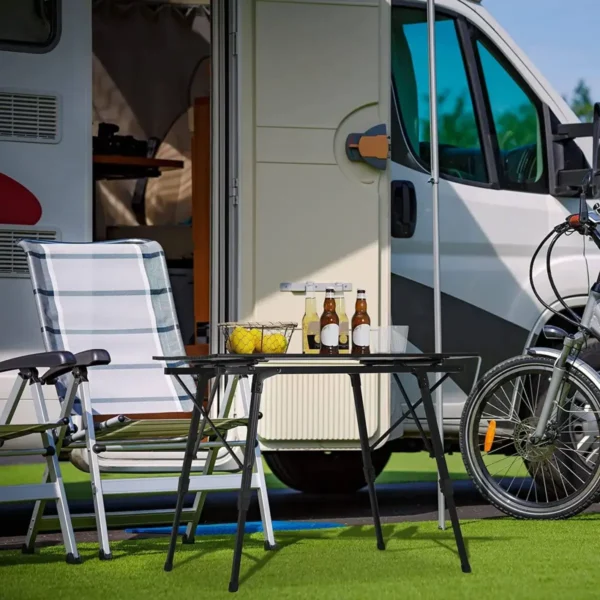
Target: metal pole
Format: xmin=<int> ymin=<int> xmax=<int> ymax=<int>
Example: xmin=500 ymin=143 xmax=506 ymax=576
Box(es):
xmin=426 ymin=0 xmax=445 ymax=530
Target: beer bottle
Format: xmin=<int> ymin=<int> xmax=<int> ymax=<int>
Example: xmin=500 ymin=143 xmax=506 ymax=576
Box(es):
xmin=319 ymin=288 xmax=339 ymax=355
xmin=336 ymin=289 xmax=349 ymax=354
xmin=351 ymin=289 xmax=371 ymax=355
xmin=302 ymin=283 xmax=321 ymax=354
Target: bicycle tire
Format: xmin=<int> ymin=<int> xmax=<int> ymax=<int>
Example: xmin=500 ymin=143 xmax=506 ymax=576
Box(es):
xmin=460 ymin=355 xmax=600 ymax=519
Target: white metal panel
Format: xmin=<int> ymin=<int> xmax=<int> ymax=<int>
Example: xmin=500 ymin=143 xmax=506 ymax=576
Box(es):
xmin=0 ymin=0 xmax=92 ymax=365
xmin=240 ymin=0 xmax=391 ymax=447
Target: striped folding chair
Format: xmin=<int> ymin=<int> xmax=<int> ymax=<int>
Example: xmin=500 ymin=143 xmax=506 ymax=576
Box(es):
xmin=17 ymin=238 xmax=275 ymax=560
xmin=0 ymin=350 xmax=79 ymax=563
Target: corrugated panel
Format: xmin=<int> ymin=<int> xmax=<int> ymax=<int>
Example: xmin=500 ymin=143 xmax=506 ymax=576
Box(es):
xmin=258 ymin=373 xmax=380 ymax=442
xmin=0 ymin=229 xmax=57 ymax=277
xmin=0 ymin=92 xmax=59 ymax=143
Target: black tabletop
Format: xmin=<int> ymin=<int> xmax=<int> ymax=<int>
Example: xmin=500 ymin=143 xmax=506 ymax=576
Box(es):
xmin=154 ymin=353 xmax=479 ymax=377
xmin=154 ymin=352 xmax=478 ymax=363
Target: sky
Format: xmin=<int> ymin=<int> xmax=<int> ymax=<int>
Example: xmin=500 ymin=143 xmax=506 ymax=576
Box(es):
xmin=483 ymin=0 xmax=600 ymax=102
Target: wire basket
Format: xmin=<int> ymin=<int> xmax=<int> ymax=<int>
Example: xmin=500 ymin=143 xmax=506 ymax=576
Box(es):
xmin=219 ymin=322 xmax=298 ymax=355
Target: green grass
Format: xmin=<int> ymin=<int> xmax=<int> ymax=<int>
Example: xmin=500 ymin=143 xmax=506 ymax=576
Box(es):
xmin=2 ymin=516 xmax=600 ymax=600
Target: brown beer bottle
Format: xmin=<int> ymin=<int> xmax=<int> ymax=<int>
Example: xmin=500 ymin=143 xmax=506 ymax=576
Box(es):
xmin=351 ymin=289 xmax=371 ymax=355
xmin=319 ymin=288 xmax=340 ymax=355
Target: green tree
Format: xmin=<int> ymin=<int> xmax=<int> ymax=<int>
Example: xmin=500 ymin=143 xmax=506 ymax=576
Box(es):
xmin=567 ymin=79 xmax=594 ymax=122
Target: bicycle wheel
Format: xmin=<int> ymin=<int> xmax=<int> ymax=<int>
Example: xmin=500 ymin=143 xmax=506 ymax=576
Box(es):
xmin=460 ymin=355 xmax=600 ymax=519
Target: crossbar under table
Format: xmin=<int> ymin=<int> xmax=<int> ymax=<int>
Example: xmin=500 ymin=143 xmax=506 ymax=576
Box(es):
xmin=157 ymin=352 xmax=478 ymax=593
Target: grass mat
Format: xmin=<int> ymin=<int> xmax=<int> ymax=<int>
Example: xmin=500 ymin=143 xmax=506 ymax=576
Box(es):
xmin=1 ymin=516 xmax=600 ymax=600
xmin=0 ymin=452 xmax=471 ymax=499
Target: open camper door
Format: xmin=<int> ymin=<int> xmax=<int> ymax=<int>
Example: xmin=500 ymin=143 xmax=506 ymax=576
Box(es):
xmin=238 ymin=0 xmax=393 ymax=456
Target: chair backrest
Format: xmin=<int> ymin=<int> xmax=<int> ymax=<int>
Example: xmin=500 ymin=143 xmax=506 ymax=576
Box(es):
xmin=19 ymin=238 xmax=193 ymax=415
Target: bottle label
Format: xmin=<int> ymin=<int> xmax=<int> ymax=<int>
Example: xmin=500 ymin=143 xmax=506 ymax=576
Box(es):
xmin=353 ymin=324 xmax=370 ymax=347
xmin=321 ymin=324 xmax=340 ymax=347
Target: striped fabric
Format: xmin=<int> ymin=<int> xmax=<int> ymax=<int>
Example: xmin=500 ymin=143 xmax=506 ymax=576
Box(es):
xmin=18 ymin=239 xmax=194 ymax=415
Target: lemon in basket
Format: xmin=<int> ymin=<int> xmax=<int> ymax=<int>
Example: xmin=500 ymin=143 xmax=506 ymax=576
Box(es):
xmin=229 ymin=327 xmax=255 ymax=354
xmin=261 ymin=332 xmax=288 ymax=354
xmin=249 ymin=328 xmax=262 ymax=351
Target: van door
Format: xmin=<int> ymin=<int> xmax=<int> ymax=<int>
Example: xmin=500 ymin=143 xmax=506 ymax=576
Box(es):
xmin=390 ymin=2 xmax=588 ymax=436
xmin=239 ymin=0 xmax=392 ymax=458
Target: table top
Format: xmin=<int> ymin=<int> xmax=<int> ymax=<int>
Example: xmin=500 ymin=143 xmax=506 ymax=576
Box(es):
xmin=155 ymin=352 xmax=478 ymax=363
xmin=154 ymin=352 xmax=479 ymax=376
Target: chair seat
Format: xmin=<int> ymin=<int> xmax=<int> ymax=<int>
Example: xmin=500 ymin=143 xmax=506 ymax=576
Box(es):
xmin=95 ymin=416 xmax=249 ymax=441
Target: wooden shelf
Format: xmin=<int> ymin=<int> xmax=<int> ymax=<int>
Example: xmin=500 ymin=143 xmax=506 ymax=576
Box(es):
xmin=93 ymin=155 xmax=184 ymax=170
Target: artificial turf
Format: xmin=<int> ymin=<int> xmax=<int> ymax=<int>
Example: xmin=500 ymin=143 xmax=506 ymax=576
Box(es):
xmin=1 ymin=515 xmax=600 ymax=600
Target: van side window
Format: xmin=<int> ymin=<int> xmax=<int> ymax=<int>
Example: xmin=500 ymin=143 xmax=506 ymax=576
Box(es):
xmin=391 ymin=7 xmax=487 ymax=184
xmin=0 ymin=0 xmax=60 ymax=53
xmin=475 ymin=38 xmax=548 ymax=193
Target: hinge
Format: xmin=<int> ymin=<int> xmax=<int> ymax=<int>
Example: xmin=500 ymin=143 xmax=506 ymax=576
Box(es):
xmin=231 ymin=31 xmax=238 ymax=56
xmin=230 ymin=178 xmax=239 ymax=205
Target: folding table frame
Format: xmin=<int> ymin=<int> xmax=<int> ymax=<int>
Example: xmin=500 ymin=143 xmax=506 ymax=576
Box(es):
xmin=158 ymin=352 xmax=479 ymax=593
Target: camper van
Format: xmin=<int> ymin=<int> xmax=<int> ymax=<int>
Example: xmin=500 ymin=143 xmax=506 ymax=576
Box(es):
xmin=0 ymin=0 xmax=594 ymax=495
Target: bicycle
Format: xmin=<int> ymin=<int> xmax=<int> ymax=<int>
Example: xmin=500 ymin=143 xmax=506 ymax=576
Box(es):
xmin=459 ymin=104 xmax=600 ymax=519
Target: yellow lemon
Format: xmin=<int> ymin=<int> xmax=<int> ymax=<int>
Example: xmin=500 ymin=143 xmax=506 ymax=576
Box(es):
xmin=262 ymin=332 xmax=288 ymax=354
xmin=250 ymin=328 xmax=263 ymax=351
xmin=229 ymin=327 xmax=255 ymax=354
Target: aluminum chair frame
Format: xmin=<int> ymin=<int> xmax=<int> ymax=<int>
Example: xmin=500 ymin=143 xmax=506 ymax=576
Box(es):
xmin=0 ymin=350 xmax=80 ymax=563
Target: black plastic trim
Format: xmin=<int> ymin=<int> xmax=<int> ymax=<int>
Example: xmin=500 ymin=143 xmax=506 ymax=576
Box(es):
xmin=0 ymin=0 xmax=62 ymax=55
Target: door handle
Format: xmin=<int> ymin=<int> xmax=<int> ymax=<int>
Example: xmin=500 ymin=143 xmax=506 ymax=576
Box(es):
xmin=391 ymin=180 xmax=417 ymax=238
xmin=345 ymin=123 xmax=389 ymax=170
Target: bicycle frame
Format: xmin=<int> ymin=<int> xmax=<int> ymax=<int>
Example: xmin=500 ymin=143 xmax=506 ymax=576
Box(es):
xmin=526 ymin=274 xmax=600 ymax=441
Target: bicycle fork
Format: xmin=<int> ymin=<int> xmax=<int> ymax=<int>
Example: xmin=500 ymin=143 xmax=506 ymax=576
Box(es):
xmin=531 ymin=335 xmax=582 ymax=443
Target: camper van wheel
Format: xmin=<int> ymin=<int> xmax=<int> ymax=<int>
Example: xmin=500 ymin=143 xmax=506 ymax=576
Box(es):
xmin=263 ymin=448 xmax=392 ymax=494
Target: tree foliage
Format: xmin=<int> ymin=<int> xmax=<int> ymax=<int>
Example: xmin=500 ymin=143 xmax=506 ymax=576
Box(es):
xmin=566 ymin=79 xmax=594 ymax=122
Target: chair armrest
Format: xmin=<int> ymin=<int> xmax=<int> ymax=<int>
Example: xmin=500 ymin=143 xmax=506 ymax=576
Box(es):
xmin=0 ymin=351 xmax=76 ymax=375
xmin=41 ymin=349 xmax=111 ymax=384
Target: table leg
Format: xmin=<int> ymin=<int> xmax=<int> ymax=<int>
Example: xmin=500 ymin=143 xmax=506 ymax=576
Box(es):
xmin=349 ymin=373 xmax=385 ymax=551
xmin=164 ymin=374 xmax=207 ymax=572
xmin=229 ymin=372 xmax=265 ymax=593
xmin=414 ymin=369 xmax=471 ymax=573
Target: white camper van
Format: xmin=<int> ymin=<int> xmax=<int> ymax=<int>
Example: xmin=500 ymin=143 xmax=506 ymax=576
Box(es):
xmin=0 ymin=0 xmax=594 ymax=494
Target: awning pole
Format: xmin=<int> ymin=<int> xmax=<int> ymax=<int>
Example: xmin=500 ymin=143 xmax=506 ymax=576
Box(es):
xmin=426 ymin=0 xmax=445 ymax=530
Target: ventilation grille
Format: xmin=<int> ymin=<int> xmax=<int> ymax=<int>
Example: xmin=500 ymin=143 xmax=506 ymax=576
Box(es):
xmin=0 ymin=229 xmax=57 ymax=277
xmin=0 ymin=92 xmax=59 ymax=143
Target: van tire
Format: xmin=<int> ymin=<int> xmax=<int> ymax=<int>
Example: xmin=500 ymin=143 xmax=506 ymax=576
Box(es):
xmin=263 ymin=448 xmax=392 ymax=494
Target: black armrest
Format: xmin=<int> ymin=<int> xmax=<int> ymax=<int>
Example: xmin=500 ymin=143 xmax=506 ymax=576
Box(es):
xmin=41 ymin=349 xmax=111 ymax=384
xmin=0 ymin=351 xmax=76 ymax=375
xmin=74 ymin=349 xmax=111 ymax=368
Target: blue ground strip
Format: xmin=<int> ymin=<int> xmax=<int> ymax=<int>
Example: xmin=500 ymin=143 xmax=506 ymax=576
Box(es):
xmin=126 ymin=520 xmax=344 ymax=536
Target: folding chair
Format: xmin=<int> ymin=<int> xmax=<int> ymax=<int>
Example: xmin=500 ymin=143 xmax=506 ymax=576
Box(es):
xmin=18 ymin=238 xmax=275 ymax=560
xmin=0 ymin=350 xmax=80 ymax=563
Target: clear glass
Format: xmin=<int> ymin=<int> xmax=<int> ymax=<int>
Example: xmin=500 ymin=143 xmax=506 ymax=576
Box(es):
xmin=370 ymin=326 xmax=409 ymax=354
xmin=391 ymin=7 xmax=486 ymax=183
xmin=476 ymin=38 xmax=546 ymax=191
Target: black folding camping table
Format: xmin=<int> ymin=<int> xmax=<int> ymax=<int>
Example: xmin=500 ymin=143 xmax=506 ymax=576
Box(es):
xmin=155 ymin=352 xmax=479 ymax=592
